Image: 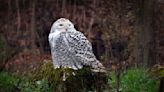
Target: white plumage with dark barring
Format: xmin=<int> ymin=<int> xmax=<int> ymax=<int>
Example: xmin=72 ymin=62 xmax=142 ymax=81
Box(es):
xmin=48 ymin=18 xmax=106 ymax=72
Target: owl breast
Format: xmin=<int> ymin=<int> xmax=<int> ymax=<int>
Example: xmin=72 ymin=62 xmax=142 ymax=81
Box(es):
xmin=51 ymin=32 xmax=83 ymax=70
xmin=49 ymin=18 xmax=106 ymax=72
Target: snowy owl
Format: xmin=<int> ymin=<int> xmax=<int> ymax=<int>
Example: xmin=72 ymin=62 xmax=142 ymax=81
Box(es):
xmin=48 ymin=18 xmax=106 ymax=72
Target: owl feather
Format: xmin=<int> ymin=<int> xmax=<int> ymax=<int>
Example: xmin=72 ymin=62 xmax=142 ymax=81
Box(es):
xmin=49 ymin=18 xmax=106 ymax=72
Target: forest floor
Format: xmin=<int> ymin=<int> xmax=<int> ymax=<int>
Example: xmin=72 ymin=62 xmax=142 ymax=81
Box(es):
xmin=0 ymin=51 xmax=161 ymax=92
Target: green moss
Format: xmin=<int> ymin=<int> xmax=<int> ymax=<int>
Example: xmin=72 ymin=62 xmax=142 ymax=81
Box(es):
xmin=27 ymin=61 xmax=108 ymax=92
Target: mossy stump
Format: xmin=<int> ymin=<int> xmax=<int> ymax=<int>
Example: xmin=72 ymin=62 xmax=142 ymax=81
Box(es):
xmin=32 ymin=61 xmax=108 ymax=92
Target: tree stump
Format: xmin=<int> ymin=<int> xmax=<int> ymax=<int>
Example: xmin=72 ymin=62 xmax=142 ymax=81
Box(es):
xmin=39 ymin=61 xmax=108 ymax=92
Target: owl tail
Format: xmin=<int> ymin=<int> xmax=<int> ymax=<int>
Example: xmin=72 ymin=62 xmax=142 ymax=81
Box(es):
xmin=91 ymin=60 xmax=106 ymax=73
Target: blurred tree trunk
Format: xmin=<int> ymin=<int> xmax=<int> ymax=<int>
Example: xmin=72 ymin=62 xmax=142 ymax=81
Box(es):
xmin=16 ymin=0 xmax=21 ymax=34
xmin=134 ymin=0 xmax=156 ymax=66
xmin=30 ymin=0 xmax=36 ymax=51
xmin=159 ymin=77 xmax=164 ymax=92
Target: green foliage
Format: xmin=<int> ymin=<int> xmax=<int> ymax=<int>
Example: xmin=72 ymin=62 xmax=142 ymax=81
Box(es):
xmin=110 ymin=68 xmax=159 ymax=92
xmin=0 ymin=71 xmax=53 ymax=92
xmin=109 ymin=71 xmax=117 ymax=90
xmin=0 ymin=71 xmax=19 ymax=92
xmin=121 ymin=68 xmax=158 ymax=92
xmin=161 ymin=69 xmax=164 ymax=78
xmin=0 ymin=66 xmax=159 ymax=92
xmin=18 ymin=79 xmax=53 ymax=92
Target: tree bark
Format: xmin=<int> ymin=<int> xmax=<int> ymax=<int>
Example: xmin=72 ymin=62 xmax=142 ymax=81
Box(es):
xmin=134 ymin=0 xmax=156 ymax=66
xmin=30 ymin=0 xmax=36 ymax=51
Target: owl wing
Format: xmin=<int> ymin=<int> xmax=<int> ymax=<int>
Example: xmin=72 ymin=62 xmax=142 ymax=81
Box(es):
xmin=66 ymin=31 xmax=105 ymax=72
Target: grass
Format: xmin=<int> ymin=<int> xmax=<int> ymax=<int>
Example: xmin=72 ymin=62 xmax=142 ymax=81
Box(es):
xmin=110 ymin=68 xmax=159 ymax=92
xmin=0 ymin=71 xmax=19 ymax=92
xmin=0 ymin=71 xmax=53 ymax=92
xmin=0 ymin=67 xmax=160 ymax=92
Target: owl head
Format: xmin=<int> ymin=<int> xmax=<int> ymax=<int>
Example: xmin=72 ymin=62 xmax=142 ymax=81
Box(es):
xmin=50 ymin=18 xmax=75 ymax=33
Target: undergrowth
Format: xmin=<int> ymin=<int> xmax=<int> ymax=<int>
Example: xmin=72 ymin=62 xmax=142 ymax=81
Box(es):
xmin=0 ymin=72 xmax=19 ymax=92
xmin=110 ymin=68 xmax=159 ymax=92
xmin=0 ymin=64 xmax=160 ymax=92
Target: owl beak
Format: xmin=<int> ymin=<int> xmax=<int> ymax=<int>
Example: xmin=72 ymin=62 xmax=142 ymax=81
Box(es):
xmin=61 ymin=29 xmax=67 ymax=32
xmin=62 ymin=28 xmax=68 ymax=32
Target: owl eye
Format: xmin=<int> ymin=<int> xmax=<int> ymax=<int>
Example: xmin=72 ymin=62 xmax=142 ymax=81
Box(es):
xmin=59 ymin=24 xmax=63 ymax=26
xmin=68 ymin=24 xmax=71 ymax=26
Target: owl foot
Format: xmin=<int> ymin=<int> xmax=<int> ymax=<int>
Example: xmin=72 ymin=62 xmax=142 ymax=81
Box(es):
xmin=62 ymin=72 xmax=76 ymax=81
